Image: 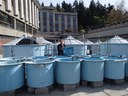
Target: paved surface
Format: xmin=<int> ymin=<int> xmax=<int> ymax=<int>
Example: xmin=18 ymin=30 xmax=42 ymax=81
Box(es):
xmin=17 ymin=82 xmax=128 ymax=96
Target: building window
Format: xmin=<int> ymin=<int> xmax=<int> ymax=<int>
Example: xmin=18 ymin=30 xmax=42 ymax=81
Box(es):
xmin=61 ymin=15 xmax=65 ymax=32
xmin=43 ymin=26 xmax=47 ymax=32
xmin=55 ymin=14 xmax=59 ymax=32
xmin=55 ymin=14 xmax=59 ymax=25
xmin=33 ymin=28 xmax=37 ymax=34
xmin=55 ymin=14 xmax=59 ymax=21
xmin=73 ymin=16 xmax=77 ymax=31
xmin=49 ymin=12 xmax=53 ymax=32
xmin=43 ymin=12 xmax=47 ymax=32
xmin=43 ymin=12 xmax=47 ymax=16
xmin=43 ymin=22 xmax=47 ymax=26
xmin=26 ymin=24 xmax=32 ymax=34
xmin=16 ymin=20 xmax=25 ymax=32
xmin=50 ymin=27 xmax=53 ymax=32
xmin=0 ymin=11 xmax=14 ymax=28
xmin=55 ymin=22 xmax=59 ymax=32
xmin=67 ymin=15 xmax=71 ymax=29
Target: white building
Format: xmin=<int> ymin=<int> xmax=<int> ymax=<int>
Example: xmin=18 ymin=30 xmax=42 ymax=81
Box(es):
xmin=0 ymin=0 xmax=40 ymax=37
xmin=40 ymin=6 xmax=78 ymax=33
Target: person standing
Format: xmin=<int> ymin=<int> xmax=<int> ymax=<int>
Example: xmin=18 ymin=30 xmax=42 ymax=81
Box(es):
xmin=57 ymin=39 xmax=65 ymax=55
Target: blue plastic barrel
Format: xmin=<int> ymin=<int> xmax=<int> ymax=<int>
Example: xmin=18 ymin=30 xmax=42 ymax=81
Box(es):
xmin=55 ymin=58 xmax=80 ymax=84
xmin=91 ymin=55 xmax=108 ymax=59
xmin=26 ymin=59 xmax=54 ymax=88
xmin=0 ymin=61 xmax=24 ymax=92
xmin=0 ymin=57 xmax=15 ymax=60
xmin=81 ymin=58 xmax=105 ymax=82
xmin=31 ymin=56 xmax=49 ymax=60
xmin=125 ymin=59 xmax=128 ymax=77
xmin=104 ymin=57 xmax=126 ymax=79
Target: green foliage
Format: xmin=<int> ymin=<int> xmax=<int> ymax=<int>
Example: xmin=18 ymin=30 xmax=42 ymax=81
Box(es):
xmin=78 ymin=25 xmax=84 ymax=32
xmin=73 ymin=0 xmax=79 ymax=12
xmin=41 ymin=2 xmax=44 ymax=6
xmin=56 ymin=4 xmax=61 ymax=12
xmin=49 ymin=3 xmax=53 ymax=7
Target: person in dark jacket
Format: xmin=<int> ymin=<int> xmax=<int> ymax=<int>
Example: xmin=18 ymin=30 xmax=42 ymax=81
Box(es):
xmin=57 ymin=39 xmax=65 ymax=55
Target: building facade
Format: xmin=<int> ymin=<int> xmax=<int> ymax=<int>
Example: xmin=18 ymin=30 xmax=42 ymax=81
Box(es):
xmin=40 ymin=7 xmax=78 ymax=33
xmin=0 ymin=0 xmax=40 ymax=37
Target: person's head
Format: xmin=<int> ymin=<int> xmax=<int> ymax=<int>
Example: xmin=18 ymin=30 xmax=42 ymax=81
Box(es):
xmin=60 ymin=39 xmax=64 ymax=45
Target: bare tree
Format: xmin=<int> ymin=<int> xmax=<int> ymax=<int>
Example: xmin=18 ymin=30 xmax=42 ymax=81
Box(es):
xmin=116 ymin=0 xmax=126 ymax=13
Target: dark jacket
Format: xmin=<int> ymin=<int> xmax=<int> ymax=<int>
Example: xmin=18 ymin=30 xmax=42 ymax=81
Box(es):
xmin=57 ymin=44 xmax=65 ymax=55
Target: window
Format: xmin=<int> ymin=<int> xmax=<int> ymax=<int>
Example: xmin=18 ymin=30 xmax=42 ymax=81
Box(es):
xmin=61 ymin=15 xmax=64 ymax=20
xmin=73 ymin=16 xmax=77 ymax=31
xmin=49 ymin=12 xmax=53 ymax=32
xmin=61 ymin=15 xmax=65 ymax=31
xmin=33 ymin=28 xmax=37 ymax=34
xmin=43 ymin=12 xmax=47 ymax=27
xmin=43 ymin=26 xmax=47 ymax=32
xmin=43 ymin=12 xmax=47 ymax=17
xmin=0 ymin=11 xmax=14 ymax=28
xmin=16 ymin=20 xmax=25 ymax=31
xmin=55 ymin=24 xmax=59 ymax=32
xmin=26 ymin=24 xmax=32 ymax=33
xmin=61 ymin=15 xmax=64 ymax=24
xmin=67 ymin=15 xmax=71 ymax=29
xmin=50 ymin=27 xmax=53 ymax=32
xmin=55 ymin=14 xmax=59 ymax=21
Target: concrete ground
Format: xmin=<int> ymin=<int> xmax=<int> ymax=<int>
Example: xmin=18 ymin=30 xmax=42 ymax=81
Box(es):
xmin=17 ymin=82 xmax=128 ymax=96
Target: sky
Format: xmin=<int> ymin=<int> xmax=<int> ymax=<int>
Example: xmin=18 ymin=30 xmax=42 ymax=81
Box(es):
xmin=39 ymin=0 xmax=128 ymax=8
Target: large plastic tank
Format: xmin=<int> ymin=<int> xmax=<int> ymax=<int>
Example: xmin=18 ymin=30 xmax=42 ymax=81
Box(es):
xmin=29 ymin=56 xmax=49 ymax=60
xmin=55 ymin=58 xmax=80 ymax=84
xmin=104 ymin=57 xmax=126 ymax=79
xmin=81 ymin=58 xmax=105 ymax=82
xmin=3 ymin=45 xmax=46 ymax=57
xmin=125 ymin=59 xmax=128 ymax=77
xmin=0 ymin=60 xmax=24 ymax=92
xmin=26 ymin=59 xmax=54 ymax=88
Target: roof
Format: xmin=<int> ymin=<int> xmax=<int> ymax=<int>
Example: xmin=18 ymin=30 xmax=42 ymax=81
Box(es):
xmin=94 ymin=40 xmax=102 ymax=45
xmin=36 ymin=37 xmax=53 ymax=44
xmin=64 ymin=36 xmax=84 ymax=45
xmin=4 ymin=37 xmax=38 ymax=45
xmin=84 ymin=40 xmax=93 ymax=45
xmin=103 ymin=36 xmax=128 ymax=44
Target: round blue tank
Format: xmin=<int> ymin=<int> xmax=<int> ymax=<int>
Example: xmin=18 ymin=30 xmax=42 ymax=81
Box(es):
xmin=125 ymin=60 xmax=128 ymax=77
xmin=81 ymin=58 xmax=105 ymax=82
xmin=104 ymin=57 xmax=126 ymax=79
xmin=55 ymin=58 xmax=80 ymax=84
xmin=0 ymin=57 xmax=15 ymax=60
xmin=54 ymin=56 xmax=70 ymax=59
xmin=31 ymin=56 xmax=49 ymax=60
xmin=91 ymin=55 xmax=108 ymax=59
xmin=3 ymin=45 xmax=46 ymax=57
xmin=0 ymin=61 xmax=24 ymax=92
xmin=26 ymin=59 xmax=54 ymax=88
xmin=0 ymin=57 xmax=23 ymax=63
